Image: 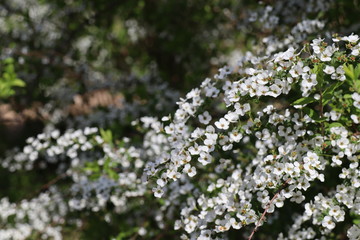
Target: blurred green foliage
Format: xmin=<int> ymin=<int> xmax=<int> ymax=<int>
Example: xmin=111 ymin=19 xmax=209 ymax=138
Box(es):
xmin=0 ymin=58 xmax=25 ymax=98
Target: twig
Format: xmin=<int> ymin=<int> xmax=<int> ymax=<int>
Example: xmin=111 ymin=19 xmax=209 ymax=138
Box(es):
xmin=25 ymin=172 xmax=68 ymax=200
xmin=247 ymin=178 xmax=291 ymax=240
xmin=319 ymin=90 xmax=325 ymax=136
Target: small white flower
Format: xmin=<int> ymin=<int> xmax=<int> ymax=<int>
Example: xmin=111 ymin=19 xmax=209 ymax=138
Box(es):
xmin=337 ymin=137 xmax=349 ymax=149
xmin=290 ymin=191 xmax=305 ymax=203
xmin=322 ymin=216 xmax=336 ymax=230
xmin=343 ymin=33 xmax=360 ymax=43
xmin=323 ymin=65 xmax=335 ymax=74
xmin=199 ymin=111 xmax=212 ymax=125
xmin=347 ymin=224 xmax=360 ymax=240
xmin=183 ymin=164 xmax=197 ymax=177
xmin=229 ymin=130 xmax=243 ymax=143
xmin=152 ymin=187 xmax=164 ymax=198
xmin=198 ymin=152 xmax=212 ymax=165
xmin=352 ymin=93 xmax=360 ymax=109
xmin=351 ymin=114 xmax=359 ymax=123
xmin=215 ymin=118 xmax=230 ymax=130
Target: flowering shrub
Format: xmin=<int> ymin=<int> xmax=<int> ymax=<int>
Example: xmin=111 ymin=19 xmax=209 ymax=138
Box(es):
xmin=1 ymin=0 xmax=360 ymax=240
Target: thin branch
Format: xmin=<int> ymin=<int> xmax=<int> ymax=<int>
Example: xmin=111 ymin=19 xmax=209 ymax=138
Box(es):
xmin=247 ymin=178 xmax=291 ymax=240
xmin=25 ymin=172 xmax=68 ymax=200
xmin=319 ymin=90 xmax=325 ymax=136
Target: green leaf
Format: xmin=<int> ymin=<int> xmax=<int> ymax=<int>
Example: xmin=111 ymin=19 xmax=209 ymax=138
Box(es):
xmin=343 ymin=63 xmax=355 ymax=80
xmin=12 ymin=79 xmax=25 ymax=87
xmin=114 ymin=227 xmax=139 ymax=240
xmin=311 ymin=64 xmax=320 ymax=74
xmin=327 ymin=122 xmax=344 ymax=129
xmin=0 ymin=58 xmax=25 ymax=99
xmin=354 ymin=63 xmax=360 ymax=79
xmin=100 ymin=128 xmax=113 ymax=144
xmin=322 ymin=92 xmax=333 ymax=105
xmin=3 ymin=58 xmax=14 ymax=64
xmin=291 ymin=97 xmax=316 ymax=106
xmin=303 ymin=107 xmax=319 ymax=119
xmin=323 ymin=81 xmax=344 ymax=95
xmin=106 ymin=168 xmax=119 ymax=181
xmin=314 ymin=117 xmax=328 ymax=123
xmin=343 ymin=63 xmax=360 ymax=92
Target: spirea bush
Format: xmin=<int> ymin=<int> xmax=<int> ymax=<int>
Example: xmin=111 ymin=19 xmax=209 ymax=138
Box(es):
xmin=1 ymin=0 xmax=360 ymax=239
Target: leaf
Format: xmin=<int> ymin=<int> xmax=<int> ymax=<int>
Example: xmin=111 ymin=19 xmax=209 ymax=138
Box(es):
xmin=106 ymin=168 xmax=119 ymax=181
xmin=343 ymin=64 xmax=355 ymax=80
xmin=354 ymin=63 xmax=360 ymax=79
xmin=100 ymin=128 xmax=113 ymax=144
xmin=291 ymin=97 xmax=316 ymax=106
xmin=303 ymin=107 xmax=319 ymax=119
xmin=3 ymin=58 xmax=14 ymax=64
xmin=323 ymin=81 xmax=344 ymax=95
xmin=12 ymin=79 xmax=25 ymax=87
xmin=114 ymin=227 xmax=139 ymax=240
xmin=322 ymin=92 xmax=333 ymax=105
xmin=0 ymin=58 xmax=25 ymax=98
xmin=311 ymin=64 xmax=320 ymax=74
xmin=314 ymin=117 xmax=328 ymax=123
xmin=327 ymin=122 xmax=344 ymax=129
xmin=343 ymin=63 xmax=360 ymax=92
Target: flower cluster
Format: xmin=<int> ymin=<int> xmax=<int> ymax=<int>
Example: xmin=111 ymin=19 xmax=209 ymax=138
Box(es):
xmin=143 ymin=35 xmax=360 ymax=239
xmin=0 ymin=187 xmax=67 ymax=240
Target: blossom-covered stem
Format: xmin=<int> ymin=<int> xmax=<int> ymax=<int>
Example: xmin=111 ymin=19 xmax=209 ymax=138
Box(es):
xmin=319 ymin=90 xmax=325 ymax=136
xmin=248 ymin=178 xmax=291 ymax=240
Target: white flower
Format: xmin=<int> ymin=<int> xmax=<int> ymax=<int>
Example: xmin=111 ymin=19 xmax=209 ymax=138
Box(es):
xmin=188 ymin=143 xmax=200 ymax=155
xmin=224 ymin=111 xmax=239 ymax=122
xmin=198 ymin=152 xmax=212 ymax=165
xmin=311 ymin=38 xmax=324 ymax=54
xmin=215 ymin=118 xmax=230 ymax=130
xmin=351 ymin=44 xmax=360 ymax=56
xmin=275 ymin=47 xmax=296 ymax=62
xmin=331 ymin=66 xmax=346 ymax=81
xmin=230 ymin=218 xmax=242 ymax=229
xmin=229 ymin=130 xmax=243 ymax=143
xmin=156 ymin=178 xmax=166 ymax=187
xmin=165 ymin=123 xmax=175 ymax=134
xmin=343 ymin=33 xmax=360 ymax=43
xmin=337 ymin=137 xmax=349 ymax=149
xmin=152 ymin=187 xmax=164 ymax=198
xmin=347 ymin=224 xmax=360 ymax=240
xmin=352 ymin=93 xmax=360 ymax=109
xmin=183 ymin=164 xmax=196 ymax=177
xmin=199 ymin=111 xmax=212 ymax=125
xmin=301 ymin=73 xmax=317 ymax=88
xmin=320 ymin=45 xmax=337 ymax=62
xmin=204 ymin=132 xmax=218 ymax=146
xmin=290 ymin=62 xmax=306 ymax=78
xmin=322 ymin=216 xmax=336 ymax=230
xmin=290 ymin=191 xmax=305 ymax=203
xmin=198 ymin=230 xmax=212 ymax=240
xmin=234 ymin=103 xmax=251 ymax=116
xmin=323 ymin=65 xmax=335 ymax=74
xmin=351 ymin=114 xmax=360 ymax=123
